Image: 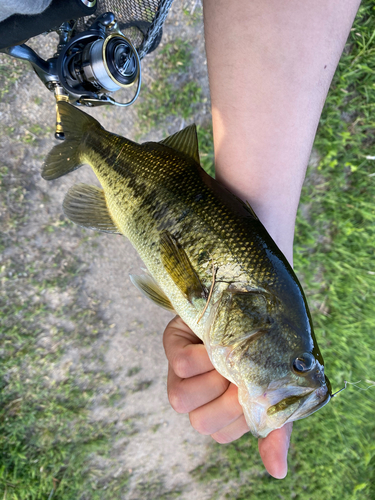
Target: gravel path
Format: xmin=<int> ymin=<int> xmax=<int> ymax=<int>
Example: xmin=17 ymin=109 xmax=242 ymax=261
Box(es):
xmin=1 ymin=1 xmax=220 ymax=498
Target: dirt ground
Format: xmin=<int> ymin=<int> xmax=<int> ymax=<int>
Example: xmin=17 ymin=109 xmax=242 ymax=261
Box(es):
xmin=0 ymin=1 xmax=222 ymax=498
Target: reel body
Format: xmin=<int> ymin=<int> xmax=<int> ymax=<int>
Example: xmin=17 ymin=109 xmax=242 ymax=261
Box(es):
xmin=0 ymin=0 xmax=174 ymax=137
xmin=57 ymin=13 xmax=140 ymax=101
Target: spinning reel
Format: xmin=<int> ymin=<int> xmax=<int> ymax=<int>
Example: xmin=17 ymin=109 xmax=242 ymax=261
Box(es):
xmin=0 ymin=0 xmax=172 ymax=138
xmin=55 ymin=12 xmax=141 ymax=106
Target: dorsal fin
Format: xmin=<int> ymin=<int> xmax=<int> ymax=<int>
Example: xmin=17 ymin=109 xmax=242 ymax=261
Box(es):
xmin=159 ymin=124 xmax=200 ymax=164
xmin=244 ymin=200 xmax=258 ymax=220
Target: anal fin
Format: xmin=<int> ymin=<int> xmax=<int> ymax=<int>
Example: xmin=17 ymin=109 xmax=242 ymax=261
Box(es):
xmin=63 ymin=183 xmax=120 ymax=233
xmin=129 ymin=274 xmax=175 ymax=312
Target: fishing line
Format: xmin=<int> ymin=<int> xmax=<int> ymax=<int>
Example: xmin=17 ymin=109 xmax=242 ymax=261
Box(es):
xmin=345 ymin=380 xmax=375 ymax=391
xmin=331 ymin=379 xmax=375 ymax=397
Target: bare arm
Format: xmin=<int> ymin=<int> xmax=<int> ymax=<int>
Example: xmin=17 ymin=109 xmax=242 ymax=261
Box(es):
xmin=164 ymin=0 xmax=360 ymax=480
xmin=203 ymin=0 xmax=360 ymax=262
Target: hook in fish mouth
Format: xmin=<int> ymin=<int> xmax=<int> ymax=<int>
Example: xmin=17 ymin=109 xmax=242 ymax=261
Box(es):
xmin=331 ymin=381 xmax=347 ymax=398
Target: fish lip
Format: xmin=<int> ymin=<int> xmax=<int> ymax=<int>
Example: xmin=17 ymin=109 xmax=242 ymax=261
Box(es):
xmin=239 ymin=380 xmax=331 ymax=438
xmin=288 ymin=383 xmax=331 ymax=422
xmin=265 ymin=380 xmax=331 ymax=421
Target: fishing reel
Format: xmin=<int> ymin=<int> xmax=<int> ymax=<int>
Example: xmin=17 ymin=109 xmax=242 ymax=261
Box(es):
xmin=0 ymin=0 xmax=173 ymax=138
xmin=1 ymin=10 xmax=141 ymax=138
xmin=56 ymin=12 xmax=141 ymax=106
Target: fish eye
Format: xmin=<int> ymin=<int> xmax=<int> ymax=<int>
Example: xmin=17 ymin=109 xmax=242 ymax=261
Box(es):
xmin=292 ymin=353 xmax=315 ymax=374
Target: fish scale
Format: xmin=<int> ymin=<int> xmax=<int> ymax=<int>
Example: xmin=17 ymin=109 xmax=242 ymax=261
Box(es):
xmin=89 ymin=135 xmax=257 ymax=287
xmin=42 ymin=102 xmax=332 ymax=438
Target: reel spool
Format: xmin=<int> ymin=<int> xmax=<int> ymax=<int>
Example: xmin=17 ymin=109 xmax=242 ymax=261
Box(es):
xmin=57 ymin=13 xmax=140 ymax=102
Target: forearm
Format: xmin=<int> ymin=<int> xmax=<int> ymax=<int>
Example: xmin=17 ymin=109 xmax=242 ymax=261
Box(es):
xmin=203 ymin=0 xmax=360 ymax=264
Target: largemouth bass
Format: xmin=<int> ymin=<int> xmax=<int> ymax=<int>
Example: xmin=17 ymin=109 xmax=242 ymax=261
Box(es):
xmin=42 ymin=102 xmax=331 ymax=438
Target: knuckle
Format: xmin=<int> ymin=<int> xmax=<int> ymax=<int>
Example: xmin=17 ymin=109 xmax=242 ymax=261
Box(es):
xmin=211 ymin=431 xmax=233 ymax=444
xmin=172 ymin=351 xmax=193 ymax=379
xmin=168 ymin=386 xmax=189 ymax=414
xmin=162 ymin=317 xmax=177 ymax=350
xmin=189 ymin=413 xmax=211 ymax=436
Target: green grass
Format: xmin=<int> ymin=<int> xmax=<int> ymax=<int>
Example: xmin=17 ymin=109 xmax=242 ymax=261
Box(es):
xmin=183 ymin=4 xmax=204 ymax=27
xmin=193 ymin=2 xmax=375 ymax=499
xmin=136 ymin=39 xmax=203 ymax=136
xmin=197 ymin=123 xmax=215 ymax=177
xmin=0 ymin=57 xmax=28 ymax=102
xmin=0 ymin=164 xmax=131 ymax=498
xmin=0 ymin=257 xmax=131 ymax=498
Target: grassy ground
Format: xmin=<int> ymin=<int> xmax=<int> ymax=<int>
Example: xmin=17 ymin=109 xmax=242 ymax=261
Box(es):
xmin=193 ymin=3 xmax=375 ymax=499
xmin=136 ymin=37 xmax=214 ymax=176
xmin=1 ymin=1 xmax=374 ymax=498
xmin=0 ymin=60 xmax=132 ymax=497
xmin=0 ymin=16 xmax=211 ymax=497
xmin=0 ymin=20 xmax=209 ymax=499
xmin=137 ymin=39 xmax=203 ymax=135
xmin=0 ymin=161 xmax=132 ymax=498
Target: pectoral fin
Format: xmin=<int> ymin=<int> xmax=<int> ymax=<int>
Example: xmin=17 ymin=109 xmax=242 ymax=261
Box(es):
xmin=159 ymin=125 xmax=200 ymax=164
xmin=160 ymin=231 xmax=205 ymax=302
xmin=63 ymin=183 xmax=120 ymax=233
xmin=129 ymin=274 xmax=175 ymax=312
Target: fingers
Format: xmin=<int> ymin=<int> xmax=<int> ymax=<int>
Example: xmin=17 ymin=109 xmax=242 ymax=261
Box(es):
xmin=258 ymin=422 xmax=293 ymax=479
xmin=167 ymin=363 xmax=230 ymax=414
xmin=211 ymin=414 xmax=249 ymax=444
xmin=163 ymin=316 xmax=293 ymax=480
xmin=163 ymin=315 xmax=231 ymax=416
xmin=163 ymin=316 xmax=214 ymax=378
xmin=189 ymin=383 xmax=243 ymax=435
xmin=164 ymin=318 xmax=246 ymax=440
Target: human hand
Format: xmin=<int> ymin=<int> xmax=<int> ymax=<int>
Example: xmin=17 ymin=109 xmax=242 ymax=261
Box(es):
xmin=163 ymin=315 xmax=292 ymax=479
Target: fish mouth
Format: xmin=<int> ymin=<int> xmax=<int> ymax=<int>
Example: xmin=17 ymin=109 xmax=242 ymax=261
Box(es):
xmin=268 ymin=382 xmax=331 ymax=424
xmin=239 ymin=378 xmax=332 ymax=438
xmin=296 ymin=381 xmax=331 ymax=418
xmin=267 ymin=391 xmax=314 ymax=416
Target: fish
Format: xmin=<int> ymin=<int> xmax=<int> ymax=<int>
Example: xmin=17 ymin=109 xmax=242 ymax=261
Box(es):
xmin=42 ymin=102 xmax=332 ymax=438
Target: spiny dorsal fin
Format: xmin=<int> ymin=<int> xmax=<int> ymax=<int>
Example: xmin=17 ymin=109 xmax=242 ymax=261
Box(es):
xmin=129 ymin=274 xmax=175 ymax=312
xmin=160 ymin=231 xmax=205 ymax=302
xmin=244 ymin=201 xmax=258 ymax=220
xmin=63 ymin=183 xmax=120 ymax=233
xmin=159 ymin=124 xmax=200 ymax=164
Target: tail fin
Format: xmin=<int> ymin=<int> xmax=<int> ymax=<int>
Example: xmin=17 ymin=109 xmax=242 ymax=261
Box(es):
xmin=42 ymin=102 xmax=102 ymax=180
